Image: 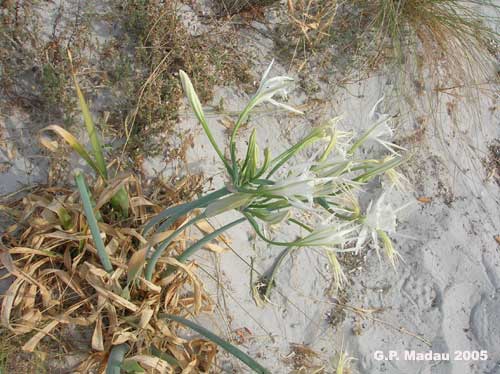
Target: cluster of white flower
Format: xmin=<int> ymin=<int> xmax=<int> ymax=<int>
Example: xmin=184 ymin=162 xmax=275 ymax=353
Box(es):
xmin=170 ymin=62 xmax=409 ymax=290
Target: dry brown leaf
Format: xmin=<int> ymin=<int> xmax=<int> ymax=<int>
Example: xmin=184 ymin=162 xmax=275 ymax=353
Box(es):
xmin=137 ymin=277 xmax=162 ymax=293
xmin=112 ymin=330 xmax=137 ymax=345
xmin=92 ymin=316 xmax=104 ymax=351
xmin=39 ymin=135 xmax=59 ymax=151
xmin=203 ymin=243 xmax=228 ymax=254
xmin=181 ymin=359 xmax=198 ymax=374
xmin=1 ymin=170 xmax=216 ymax=371
xmin=130 ymin=196 xmax=155 ymax=208
xmin=127 ymin=247 xmax=148 ymax=283
xmin=155 ymin=320 xmax=187 ymax=345
xmin=149 ymin=230 xmax=175 ymax=246
xmin=417 ymin=197 xmax=432 ymax=203
xmin=120 ymin=228 xmax=148 ymax=244
xmin=195 ymin=220 xmax=213 ymax=234
xmin=0 ymin=249 xmax=15 ymax=273
xmin=127 ymin=355 xmax=172 ymax=374
xmin=22 ymin=283 xmax=37 ymax=311
xmin=97 ymin=286 xmax=138 ymax=312
xmin=42 ymin=269 xmax=86 ymax=298
xmin=139 ymin=307 xmax=154 ymax=329
xmin=164 ymin=258 xmax=202 ymax=314
xmin=22 ymin=320 xmax=59 ymax=352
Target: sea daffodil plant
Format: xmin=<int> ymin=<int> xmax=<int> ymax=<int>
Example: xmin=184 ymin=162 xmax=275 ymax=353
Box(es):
xmin=143 ymin=62 xmax=408 ymax=287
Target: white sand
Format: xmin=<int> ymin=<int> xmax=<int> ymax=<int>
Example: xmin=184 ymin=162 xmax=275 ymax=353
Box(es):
xmin=0 ymin=1 xmax=498 ymax=373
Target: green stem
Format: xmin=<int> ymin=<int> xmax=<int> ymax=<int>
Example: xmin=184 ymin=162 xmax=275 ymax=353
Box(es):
xmin=264 ymin=246 xmax=297 ymax=300
xmin=353 ymin=156 xmax=406 ymax=183
xmin=244 ymin=213 xmax=301 ymax=247
xmin=266 ymin=129 xmax=323 ymax=177
xmin=347 ymin=116 xmax=387 ymax=155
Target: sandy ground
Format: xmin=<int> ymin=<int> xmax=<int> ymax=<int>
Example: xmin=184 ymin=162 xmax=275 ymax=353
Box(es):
xmin=1 ymin=1 xmax=499 ymax=373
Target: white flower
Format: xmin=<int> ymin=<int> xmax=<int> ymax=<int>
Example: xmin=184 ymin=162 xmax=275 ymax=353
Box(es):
xmin=355 ymin=193 xmax=405 ymax=266
xmin=262 ymin=165 xmax=348 ymax=206
xmin=327 ymin=251 xmax=348 ymax=288
xmin=326 ymin=187 xmax=361 ymax=218
xmin=381 ymin=156 xmax=410 ymax=191
xmin=369 ymin=95 xmax=387 ymax=121
xmin=363 ymin=193 xmax=397 ymax=233
xmin=317 ymin=117 xmax=353 ymax=162
xmin=265 ymin=174 xmax=316 ymax=201
xmin=297 ymin=221 xmax=359 ymax=248
xmin=237 ymin=60 xmax=303 ymax=126
xmin=363 ymin=96 xmax=407 ymax=156
xmin=367 ymin=120 xmax=407 ymax=155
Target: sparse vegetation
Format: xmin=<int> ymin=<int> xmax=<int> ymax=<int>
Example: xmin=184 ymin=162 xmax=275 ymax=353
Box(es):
xmin=280 ymin=0 xmax=498 ymax=87
xmin=1 ymin=77 xmax=270 ymax=373
xmin=1 ymin=0 xmax=496 ymax=373
xmin=367 ymin=0 xmax=498 ymax=87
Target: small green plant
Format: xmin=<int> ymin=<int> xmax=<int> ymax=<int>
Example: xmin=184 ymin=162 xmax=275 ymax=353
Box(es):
xmin=144 ymin=61 xmax=408 ymax=289
xmin=41 ymin=52 xmax=129 ymax=218
xmin=333 ymin=342 xmax=356 ymax=374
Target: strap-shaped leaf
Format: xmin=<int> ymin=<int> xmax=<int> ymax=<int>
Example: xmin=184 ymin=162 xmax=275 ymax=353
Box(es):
xmin=106 ymin=343 xmax=129 ymax=374
xmin=160 ymin=314 xmax=270 ymax=374
xmin=75 ymin=173 xmax=113 ymax=272
xmin=70 ymin=56 xmax=108 ymax=179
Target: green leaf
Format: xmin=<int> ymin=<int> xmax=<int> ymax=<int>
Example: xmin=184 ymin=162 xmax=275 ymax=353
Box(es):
xmin=160 ymin=314 xmax=270 ymax=374
xmin=75 ymin=173 xmax=113 ymax=273
xmin=110 ymin=186 xmax=130 ymax=218
xmin=143 ymin=187 xmax=230 ymax=235
xmin=144 ymin=215 xmax=203 ymax=281
xmin=73 ymin=75 xmax=108 ymax=180
xmin=204 ymin=193 xmax=254 ymax=218
xmin=253 ymin=147 xmax=271 ymax=179
xmin=57 ymin=206 xmax=73 ymax=230
xmin=179 ymin=70 xmax=230 ymax=172
xmin=242 ymin=129 xmax=258 ymax=183
xmin=106 ymin=344 xmax=129 ymax=374
xmin=160 ymin=216 xmax=246 ymax=279
xmin=150 ymin=346 xmax=179 ymax=367
xmin=354 ymin=156 xmax=406 ymax=182
xmin=121 ymin=360 xmax=145 ymax=373
xmin=267 ymin=125 xmax=327 ymax=177
xmin=175 ymin=217 xmax=246 ymax=264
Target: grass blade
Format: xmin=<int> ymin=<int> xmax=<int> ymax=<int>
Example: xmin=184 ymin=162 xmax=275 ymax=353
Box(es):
xmin=75 ymin=173 xmax=113 ymax=272
xmin=160 ymin=314 xmax=270 ymax=374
